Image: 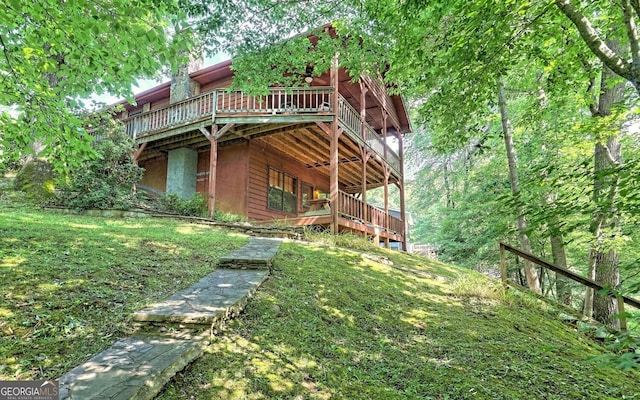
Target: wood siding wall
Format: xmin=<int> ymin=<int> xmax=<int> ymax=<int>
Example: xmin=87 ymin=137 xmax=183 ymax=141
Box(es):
xmin=139 ymin=142 xmax=248 ymax=217
xmin=199 ymin=77 xmax=233 ymax=94
xmin=247 ymin=137 xmax=335 ymax=222
xmin=139 ymin=158 xmax=168 ymax=192
xmin=196 ymin=142 xmax=249 ymax=217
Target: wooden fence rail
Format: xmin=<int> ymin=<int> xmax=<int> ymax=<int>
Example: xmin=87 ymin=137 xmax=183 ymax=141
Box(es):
xmin=499 ymin=242 xmax=640 ymax=332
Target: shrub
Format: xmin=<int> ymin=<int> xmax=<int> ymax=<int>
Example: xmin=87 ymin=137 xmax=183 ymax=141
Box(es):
xmin=13 ymin=159 xmax=57 ymax=203
xmin=54 ymin=120 xmax=144 ymax=209
xmin=158 ymin=193 xmax=207 ymax=217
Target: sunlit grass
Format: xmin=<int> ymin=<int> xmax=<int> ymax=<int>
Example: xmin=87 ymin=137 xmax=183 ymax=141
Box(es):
xmin=0 ymin=199 xmax=248 ymax=380
xmin=158 ymin=242 xmax=640 ymax=400
xmin=0 ymin=256 xmax=26 ymax=268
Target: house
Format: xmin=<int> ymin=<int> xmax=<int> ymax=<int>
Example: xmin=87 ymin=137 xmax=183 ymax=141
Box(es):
xmin=115 ymin=30 xmax=412 ymax=250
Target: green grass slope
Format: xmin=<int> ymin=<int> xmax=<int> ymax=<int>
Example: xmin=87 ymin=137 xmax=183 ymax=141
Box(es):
xmin=0 ymin=194 xmax=247 ymax=380
xmin=0 ymin=183 xmax=638 ymax=399
xmin=159 ymin=242 xmax=639 ymax=400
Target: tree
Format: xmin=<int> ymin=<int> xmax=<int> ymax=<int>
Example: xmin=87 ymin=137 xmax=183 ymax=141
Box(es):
xmin=554 ymin=0 xmax=640 ymax=93
xmin=586 ymin=42 xmax=628 ymax=327
xmin=497 ymin=77 xmax=541 ymax=294
xmin=0 ymin=0 xmax=192 ymax=172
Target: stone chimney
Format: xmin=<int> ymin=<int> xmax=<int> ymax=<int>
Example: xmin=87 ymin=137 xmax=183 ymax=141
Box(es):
xmin=169 ymin=51 xmax=203 ymax=104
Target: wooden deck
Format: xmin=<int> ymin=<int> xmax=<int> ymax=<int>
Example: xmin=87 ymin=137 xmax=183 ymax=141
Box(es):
xmin=255 ymin=190 xmax=404 ymax=243
xmin=122 ymin=87 xmax=401 ymax=177
xmin=120 ymin=85 xmax=407 ymax=247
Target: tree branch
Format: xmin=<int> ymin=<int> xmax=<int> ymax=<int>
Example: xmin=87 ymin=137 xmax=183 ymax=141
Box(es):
xmin=603 ymin=145 xmax=621 ymax=166
xmin=631 ymin=0 xmax=640 ymax=21
xmin=554 ymin=0 xmax=630 ymax=79
xmin=0 ymin=34 xmax=16 ymax=77
xmin=622 ymin=0 xmax=640 ymax=67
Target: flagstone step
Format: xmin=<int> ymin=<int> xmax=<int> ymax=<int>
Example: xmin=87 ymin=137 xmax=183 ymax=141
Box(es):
xmin=217 ymin=237 xmax=282 ymax=269
xmin=58 ymin=237 xmax=282 ymax=400
xmin=132 ymin=269 xmax=269 ymax=324
xmin=59 ymin=331 xmax=208 ymax=400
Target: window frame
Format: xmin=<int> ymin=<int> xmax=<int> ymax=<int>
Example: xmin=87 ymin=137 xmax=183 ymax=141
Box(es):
xmin=267 ymin=166 xmax=298 ymax=215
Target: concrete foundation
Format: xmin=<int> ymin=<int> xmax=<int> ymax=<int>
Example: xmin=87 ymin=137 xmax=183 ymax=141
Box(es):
xmin=166 ymin=147 xmax=197 ymax=199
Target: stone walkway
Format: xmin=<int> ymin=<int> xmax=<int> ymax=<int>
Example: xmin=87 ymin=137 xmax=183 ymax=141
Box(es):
xmin=217 ymin=238 xmax=281 ymax=269
xmin=59 ymin=237 xmax=281 ymax=400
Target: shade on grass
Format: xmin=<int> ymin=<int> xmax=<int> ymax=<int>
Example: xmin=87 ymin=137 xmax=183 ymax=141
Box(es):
xmin=0 ymin=200 xmax=247 ymax=380
xmin=158 ymin=242 xmax=640 ymax=400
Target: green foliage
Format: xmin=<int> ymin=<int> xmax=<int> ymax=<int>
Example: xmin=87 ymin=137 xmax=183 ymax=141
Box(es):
xmin=303 ymin=229 xmax=379 ymax=251
xmin=0 ymin=0 xmax=193 ymax=173
xmin=158 ymin=193 xmax=207 ymax=217
xmin=13 ymin=159 xmax=57 ymax=203
xmin=451 ymin=272 xmax=506 ymax=300
xmin=213 ymin=209 xmax=247 ymax=223
xmin=53 ymin=118 xmax=143 ymax=210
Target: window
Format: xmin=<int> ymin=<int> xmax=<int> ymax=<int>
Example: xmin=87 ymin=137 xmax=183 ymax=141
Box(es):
xmin=268 ymin=167 xmax=297 ymax=214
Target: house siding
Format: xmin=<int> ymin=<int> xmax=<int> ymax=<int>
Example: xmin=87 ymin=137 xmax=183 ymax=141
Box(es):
xmin=199 ymin=77 xmax=233 ymax=93
xmin=139 ymin=157 xmax=168 ymax=193
xmin=216 ymin=142 xmax=249 ymax=216
xmin=247 ymin=137 xmax=331 ymax=222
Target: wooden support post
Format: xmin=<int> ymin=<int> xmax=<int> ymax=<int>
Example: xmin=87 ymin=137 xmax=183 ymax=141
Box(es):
xmin=361 ymin=150 xmax=370 ymax=230
xmin=382 ymin=112 xmax=390 ymax=248
xmin=617 ymin=295 xmax=627 ymax=332
xmin=397 ymin=132 xmax=407 ymax=251
xmin=330 ymin=131 xmax=339 ymax=234
xmin=383 ymin=166 xmax=390 ymax=248
xmin=382 ymin=112 xmax=388 ymax=160
xmin=330 ymin=54 xmax=340 ymax=234
xmin=359 ymin=81 xmax=371 ymax=237
xmin=500 ymin=243 xmax=507 ymax=285
xmin=359 ymin=81 xmax=368 ymax=139
xmin=131 ymin=142 xmax=147 ymax=165
xmin=207 ymin=126 xmax=218 ymax=219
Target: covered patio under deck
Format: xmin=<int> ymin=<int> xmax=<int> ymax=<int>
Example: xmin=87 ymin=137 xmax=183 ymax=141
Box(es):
xmin=121 ymin=63 xmax=409 ymax=249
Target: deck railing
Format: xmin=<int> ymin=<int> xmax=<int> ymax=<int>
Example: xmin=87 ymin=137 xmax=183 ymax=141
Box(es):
xmin=337 ymin=191 xmax=404 ymax=235
xmin=388 ymin=214 xmax=404 ymax=234
xmin=122 ymin=87 xmax=400 ymax=174
xmin=361 ymin=75 xmax=401 ymax=130
xmin=216 ymin=87 xmax=333 ymax=114
xmin=337 ymin=96 xmax=401 ymax=174
xmin=124 ymin=88 xmax=333 ymax=138
xmin=125 ymin=91 xmax=217 ymax=138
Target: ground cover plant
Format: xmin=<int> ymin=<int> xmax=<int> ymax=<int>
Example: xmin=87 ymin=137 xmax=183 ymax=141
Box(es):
xmin=159 ymin=242 xmax=640 ymax=399
xmin=0 ymin=187 xmax=247 ymax=380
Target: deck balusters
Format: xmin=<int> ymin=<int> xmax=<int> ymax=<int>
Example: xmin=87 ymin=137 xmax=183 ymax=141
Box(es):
xmin=122 ymin=87 xmax=399 ymax=174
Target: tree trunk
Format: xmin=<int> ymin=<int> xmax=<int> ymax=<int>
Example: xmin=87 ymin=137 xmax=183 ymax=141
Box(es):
xmin=550 ymin=233 xmax=572 ymax=305
xmin=497 ymin=77 xmax=542 ymax=294
xmin=443 ymin=156 xmax=454 ymax=208
xmin=588 ymin=41 xmax=625 ymax=329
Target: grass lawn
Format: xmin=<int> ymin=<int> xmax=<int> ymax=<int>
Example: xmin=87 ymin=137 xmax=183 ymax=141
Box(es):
xmin=1 ymin=183 xmax=639 ymax=399
xmin=0 ymin=193 xmax=247 ymax=380
xmin=158 ymin=243 xmax=640 ymax=399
